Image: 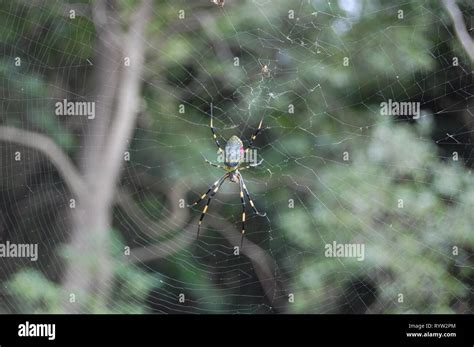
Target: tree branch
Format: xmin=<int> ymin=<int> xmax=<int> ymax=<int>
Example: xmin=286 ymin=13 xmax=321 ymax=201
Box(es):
xmin=126 ymin=218 xmax=198 ymax=263
xmin=0 ymin=126 xmax=86 ymax=198
xmin=60 ymin=0 xmax=153 ymax=312
xmin=441 ymin=0 xmax=474 ymax=61
xmin=125 ymin=207 xmax=287 ymax=311
xmin=209 ymin=217 xmax=287 ymax=311
xmin=116 ymin=178 xmax=190 ymax=239
xmin=96 ymin=0 xmax=152 ymax=205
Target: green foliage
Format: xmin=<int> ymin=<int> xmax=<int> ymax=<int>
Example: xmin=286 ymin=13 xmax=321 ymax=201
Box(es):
xmin=7 ymin=229 xmax=162 ymax=314
xmin=6 ymin=269 xmax=61 ymax=313
xmin=285 ymin=123 xmax=472 ymax=313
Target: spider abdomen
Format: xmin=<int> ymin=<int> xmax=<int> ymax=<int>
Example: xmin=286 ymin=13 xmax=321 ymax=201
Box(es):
xmin=224 ymin=135 xmax=244 ymax=169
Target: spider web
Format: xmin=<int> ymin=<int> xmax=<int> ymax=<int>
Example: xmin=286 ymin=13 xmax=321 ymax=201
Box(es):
xmin=0 ymin=0 xmax=473 ymax=314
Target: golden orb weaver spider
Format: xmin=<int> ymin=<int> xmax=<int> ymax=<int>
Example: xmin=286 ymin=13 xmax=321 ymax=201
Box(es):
xmin=187 ymin=105 xmax=267 ymax=247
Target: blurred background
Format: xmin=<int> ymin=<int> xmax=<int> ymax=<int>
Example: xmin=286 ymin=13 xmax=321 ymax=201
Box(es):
xmin=0 ymin=0 xmax=473 ymax=314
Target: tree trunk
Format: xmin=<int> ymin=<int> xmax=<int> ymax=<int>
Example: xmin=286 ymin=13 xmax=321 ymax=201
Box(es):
xmin=61 ymin=0 xmax=152 ymax=313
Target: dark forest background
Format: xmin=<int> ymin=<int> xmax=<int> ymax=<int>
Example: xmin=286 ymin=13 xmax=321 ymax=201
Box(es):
xmin=0 ymin=0 xmax=473 ymax=313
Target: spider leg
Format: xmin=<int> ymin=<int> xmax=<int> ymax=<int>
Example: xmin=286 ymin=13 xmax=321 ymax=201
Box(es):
xmin=239 ymin=174 xmax=267 ymax=217
xmin=187 ymin=173 xmax=228 ymax=207
xmin=238 ymin=158 xmax=263 ymax=172
xmin=205 ymin=158 xmax=225 ymax=170
xmin=250 ymin=158 xmax=264 ymax=167
xmin=238 ymin=174 xmax=247 ymax=249
xmin=210 ymin=103 xmax=224 ymax=152
xmin=197 ymin=175 xmax=227 ymax=238
xmin=247 ymin=118 xmax=264 ymax=148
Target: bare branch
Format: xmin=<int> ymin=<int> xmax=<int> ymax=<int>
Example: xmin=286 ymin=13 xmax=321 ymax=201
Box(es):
xmin=79 ymin=0 xmax=122 ymax=179
xmin=442 ymin=0 xmax=474 ymax=61
xmin=116 ymin=179 xmax=190 ymax=239
xmin=0 ymin=126 xmax=86 ymax=198
xmin=126 ymin=206 xmax=287 ymax=310
xmin=209 ymin=217 xmax=287 ymax=311
xmin=61 ymin=0 xmax=153 ymax=312
xmin=127 ymin=218 xmax=198 ymax=263
xmin=97 ymin=0 xmax=153 ymax=205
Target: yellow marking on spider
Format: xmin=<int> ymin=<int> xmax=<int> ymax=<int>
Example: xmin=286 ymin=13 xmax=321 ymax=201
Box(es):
xmin=203 ymin=205 xmax=209 ymax=213
xmin=240 ymin=191 xmax=244 ymax=198
xmin=242 ymin=212 xmax=246 ymax=221
xmin=250 ymin=200 xmax=255 ymax=207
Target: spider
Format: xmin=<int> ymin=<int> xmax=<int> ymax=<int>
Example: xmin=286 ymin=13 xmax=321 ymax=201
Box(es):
xmin=259 ymin=62 xmax=272 ymax=78
xmin=211 ymin=0 xmax=225 ymax=7
xmin=261 ymin=64 xmax=270 ymax=78
xmin=188 ymin=106 xmax=267 ymax=247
